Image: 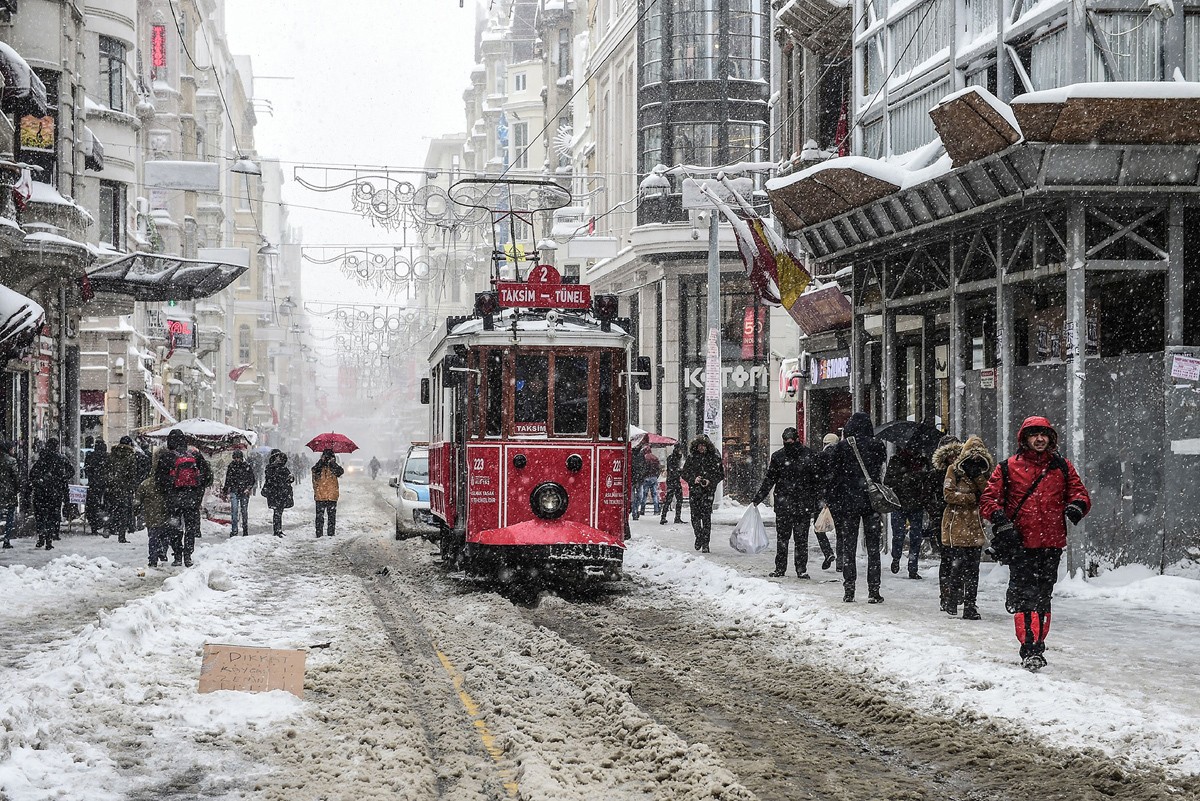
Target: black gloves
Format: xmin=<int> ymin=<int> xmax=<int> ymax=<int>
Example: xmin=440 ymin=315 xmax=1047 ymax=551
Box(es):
xmin=990 ymin=510 xmax=1009 ymax=526
xmin=1065 ymin=501 xmax=1086 ymax=525
xmin=987 ymin=514 xmax=1020 ymax=565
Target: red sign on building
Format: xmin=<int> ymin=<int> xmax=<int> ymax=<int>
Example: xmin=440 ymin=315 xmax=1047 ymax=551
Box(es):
xmin=497 ymin=282 xmax=592 ymax=309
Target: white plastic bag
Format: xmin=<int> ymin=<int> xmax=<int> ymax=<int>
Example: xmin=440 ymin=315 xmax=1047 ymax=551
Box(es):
xmin=730 ymin=504 xmax=769 ymax=554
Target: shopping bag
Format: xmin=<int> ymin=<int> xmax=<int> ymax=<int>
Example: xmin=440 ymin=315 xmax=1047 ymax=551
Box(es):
xmin=730 ymin=504 xmax=769 ymax=554
xmin=814 ymin=506 xmax=835 ymax=533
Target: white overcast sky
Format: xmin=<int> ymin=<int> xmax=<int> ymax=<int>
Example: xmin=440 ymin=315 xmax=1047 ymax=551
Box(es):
xmin=223 ymin=0 xmax=478 ymax=311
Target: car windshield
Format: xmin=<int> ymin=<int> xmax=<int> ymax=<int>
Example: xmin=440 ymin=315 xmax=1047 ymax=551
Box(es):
xmin=403 ymin=456 xmax=429 ymax=485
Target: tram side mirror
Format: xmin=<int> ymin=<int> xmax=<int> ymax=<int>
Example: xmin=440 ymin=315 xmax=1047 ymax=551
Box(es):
xmin=420 ymin=378 xmax=430 ymax=405
xmin=636 ymin=356 xmax=653 ymax=391
xmin=441 ymin=354 xmax=466 ymax=387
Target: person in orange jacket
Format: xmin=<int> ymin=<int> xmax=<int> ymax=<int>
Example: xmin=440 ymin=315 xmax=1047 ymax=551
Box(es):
xmin=979 ymin=416 xmax=1090 ymax=672
xmin=311 ymin=448 xmax=345 ymax=538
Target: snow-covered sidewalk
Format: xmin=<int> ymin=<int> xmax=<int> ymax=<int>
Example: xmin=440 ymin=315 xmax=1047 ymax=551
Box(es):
xmin=628 ymin=509 xmax=1200 ymax=777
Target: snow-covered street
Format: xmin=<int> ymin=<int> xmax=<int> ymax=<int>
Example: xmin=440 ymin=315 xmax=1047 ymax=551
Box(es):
xmin=1 ymin=478 xmax=1197 ymax=800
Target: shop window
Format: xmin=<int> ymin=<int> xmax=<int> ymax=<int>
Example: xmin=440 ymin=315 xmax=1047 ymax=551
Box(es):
xmin=672 ymin=122 xmax=718 ymax=167
xmin=99 ymin=36 xmax=126 ymax=112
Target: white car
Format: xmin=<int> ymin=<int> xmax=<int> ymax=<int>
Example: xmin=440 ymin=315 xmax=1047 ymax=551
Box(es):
xmin=391 ymin=445 xmax=437 ymax=540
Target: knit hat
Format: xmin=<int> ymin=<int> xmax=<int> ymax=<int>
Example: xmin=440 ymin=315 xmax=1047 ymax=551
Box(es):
xmin=822 ymin=433 xmax=840 ymax=446
xmin=119 ymin=435 xmax=134 ymax=445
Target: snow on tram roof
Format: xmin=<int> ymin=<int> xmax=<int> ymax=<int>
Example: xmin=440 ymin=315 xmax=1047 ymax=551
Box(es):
xmin=446 ymin=310 xmax=630 ymax=339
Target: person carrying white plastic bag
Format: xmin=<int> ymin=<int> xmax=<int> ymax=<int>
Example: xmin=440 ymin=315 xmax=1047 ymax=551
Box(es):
xmin=730 ymin=504 xmax=769 ymax=554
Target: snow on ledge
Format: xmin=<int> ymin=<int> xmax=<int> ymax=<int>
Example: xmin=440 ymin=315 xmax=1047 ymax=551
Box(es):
xmin=1012 ymin=80 xmax=1200 ymax=105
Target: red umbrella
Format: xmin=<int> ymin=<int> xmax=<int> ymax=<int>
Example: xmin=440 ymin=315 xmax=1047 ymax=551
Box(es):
xmin=306 ymin=432 xmax=359 ymax=453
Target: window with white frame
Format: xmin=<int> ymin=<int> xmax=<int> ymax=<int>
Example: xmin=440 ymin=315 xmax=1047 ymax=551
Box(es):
xmin=964 ymin=0 xmax=998 ymax=43
xmin=863 ymin=33 xmax=884 ymax=97
xmin=641 ymin=125 xmax=663 ymax=174
xmin=1088 ymin=13 xmax=1163 ymax=81
xmin=514 ymin=72 xmax=527 ymax=91
xmin=511 ymin=121 xmax=529 ymax=169
xmin=861 ymin=116 xmax=885 ymax=158
xmin=98 ymin=180 xmax=126 ymax=248
xmin=890 ymin=0 xmax=950 ymax=75
xmin=1017 ymin=25 xmax=1068 ymax=91
xmin=642 ymin=0 xmax=663 ymax=84
xmin=1187 ymin=13 xmax=1199 ymax=81
xmin=672 ymin=122 xmax=718 ymax=166
xmin=889 ymin=78 xmax=949 ymax=154
xmin=99 ymin=36 xmax=126 ymax=112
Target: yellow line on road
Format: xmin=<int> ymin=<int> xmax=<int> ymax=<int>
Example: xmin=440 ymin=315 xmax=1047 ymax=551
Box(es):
xmin=434 ymin=646 xmax=520 ymax=798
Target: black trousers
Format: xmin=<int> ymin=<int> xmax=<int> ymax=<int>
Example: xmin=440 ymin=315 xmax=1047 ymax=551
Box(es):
xmin=690 ymin=493 xmax=715 ymax=548
xmin=169 ymin=506 xmax=202 ymax=558
xmin=833 ymin=510 xmax=883 ymax=595
xmin=1008 ymin=547 xmax=1063 ymax=658
xmin=272 ymin=507 xmax=284 ymax=536
xmin=108 ymin=492 xmax=133 ymax=538
xmin=316 ymin=500 xmax=337 ymax=536
xmin=944 ymin=545 xmax=982 ymax=609
xmin=774 ymin=507 xmax=830 ymax=574
xmin=660 ymin=483 xmax=684 ymax=521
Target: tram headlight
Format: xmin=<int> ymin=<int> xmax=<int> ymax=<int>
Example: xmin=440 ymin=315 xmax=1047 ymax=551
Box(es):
xmin=530 ymin=482 xmax=569 ymax=520
xmin=565 ymin=454 xmax=583 ymax=472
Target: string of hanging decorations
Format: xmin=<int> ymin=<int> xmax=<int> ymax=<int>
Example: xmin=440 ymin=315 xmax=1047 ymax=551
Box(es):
xmin=300 ymin=246 xmax=477 ymax=297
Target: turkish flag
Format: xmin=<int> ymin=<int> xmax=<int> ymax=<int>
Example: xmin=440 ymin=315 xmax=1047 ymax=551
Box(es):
xmin=228 ymin=365 xmax=251 ymax=381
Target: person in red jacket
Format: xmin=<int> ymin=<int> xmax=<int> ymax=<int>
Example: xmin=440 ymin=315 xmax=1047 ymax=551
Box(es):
xmin=979 ymin=416 xmax=1090 ymax=672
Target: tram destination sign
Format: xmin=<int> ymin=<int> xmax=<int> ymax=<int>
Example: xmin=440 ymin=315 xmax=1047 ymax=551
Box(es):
xmin=497 ymin=282 xmax=592 ymax=309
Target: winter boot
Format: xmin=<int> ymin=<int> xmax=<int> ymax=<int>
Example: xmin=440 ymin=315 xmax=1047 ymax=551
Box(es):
xmin=843 ymin=589 xmax=855 ymax=603
xmin=962 ymin=606 xmax=981 ymax=620
xmin=868 ymin=590 xmax=884 ymax=604
xmin=118 ymin=535 xmax=128 ymax=544
xmin=890 ymin=556 xmax=901 ymax=574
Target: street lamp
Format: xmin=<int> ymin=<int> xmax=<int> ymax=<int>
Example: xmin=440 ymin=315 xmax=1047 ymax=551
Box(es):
xmin=231 ymin=157 xmax=262 ymax=176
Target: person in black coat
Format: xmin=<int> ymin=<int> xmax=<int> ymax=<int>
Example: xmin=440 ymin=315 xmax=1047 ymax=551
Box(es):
xmin=753 ymin=427 xmax=832 ymax=578
xmin=262 ymin=450 xmax=294 ymax=537
xmin=30 ymin=439 xmax=71 ymax=550
xmin=680 ymin=433 xmax=724 ymax=553
xmin=154 ymin=430 xmax=213 ymax=567
xmin=659 ymin=442 xmax=686 ymax=525
xmin=222 ymin=450 xmax=256 ymax=537
xmin=83 ymin=439 xmax=109 ymax=536
xmin=823 ymin=411 xmax=887 ymax=603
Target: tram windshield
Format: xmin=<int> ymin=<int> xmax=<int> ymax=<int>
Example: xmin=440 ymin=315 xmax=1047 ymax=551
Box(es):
xmin=514 ymin=355 xmax=549 ymax=432
xmin=553 ymin=356 xmax=589 ymax=435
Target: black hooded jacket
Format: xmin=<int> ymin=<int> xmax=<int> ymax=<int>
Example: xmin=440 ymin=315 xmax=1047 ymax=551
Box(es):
xmin=823 ymin=412 xmax=887 ymax=516
xmin=753 ymin=442 xmax=825 ymax=513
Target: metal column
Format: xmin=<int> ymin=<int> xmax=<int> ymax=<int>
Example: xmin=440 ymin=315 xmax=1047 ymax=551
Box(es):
xmin=1167 ymin=200 xmax=1185 ymax=346
xmin=882 ymin=307 xmax=897 ymax=425
xmin=851 ymin=269 xmax=865 ymax=413
xmin=996 ymin=225 xmax=1015 ymax=455
xmin=949 ymin=290 xmax=964 ymax=439
xmin=1065 ymin=203 xmax=1087 ymax=579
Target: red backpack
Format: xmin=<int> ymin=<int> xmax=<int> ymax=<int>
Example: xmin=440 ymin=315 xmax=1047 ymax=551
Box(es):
xmin=169 ymin=452 xmax=201 ymax=489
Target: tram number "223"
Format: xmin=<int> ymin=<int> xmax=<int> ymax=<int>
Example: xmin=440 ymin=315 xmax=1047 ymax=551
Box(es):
xmin=472 ymin=458 xmax=485 ymax=471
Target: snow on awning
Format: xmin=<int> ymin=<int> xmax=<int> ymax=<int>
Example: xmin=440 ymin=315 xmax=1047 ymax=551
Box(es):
xmin=0 ymin=42 xmax=49 ymax=117
xmin=193 ymin=356 xmax=215 ymax=379
xmin=86 ymin=253 xmax=248 ymax=302
xmin=0 ymin=282 xmax=45 ymax=356
xmin=1010 ymin=81 xmax=1200 ymax=145
xmin=81 ymin=126 xmax=105 ymax=172
xmin=134 ymin=388 xmax=177 ymax=424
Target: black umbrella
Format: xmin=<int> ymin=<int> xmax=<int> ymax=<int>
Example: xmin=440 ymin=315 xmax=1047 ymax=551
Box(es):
xmin=875 ymin=420 xmax=944 ymax=454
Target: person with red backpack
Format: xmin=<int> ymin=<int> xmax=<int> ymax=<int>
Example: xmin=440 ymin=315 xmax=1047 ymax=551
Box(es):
xmin=154 ymin=429 xmax=213 ymax=567
xmin=979 ymin=416 xmax=1090 ymax=672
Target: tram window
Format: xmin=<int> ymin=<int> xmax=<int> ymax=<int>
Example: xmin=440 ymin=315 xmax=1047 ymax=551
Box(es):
xmin=485 ymin=350 xmax=504 ymax=437
xmin=598 ymin=353 xmax=612 ymax=438
xmin=514 ymin=354 xmax=549 ymax=433
xmin=554 ymin=356 xmax=590 ymax=435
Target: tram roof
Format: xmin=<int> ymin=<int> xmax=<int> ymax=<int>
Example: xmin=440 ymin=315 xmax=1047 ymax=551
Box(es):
xmin=430 ymin=310 xmax=632 ymax=361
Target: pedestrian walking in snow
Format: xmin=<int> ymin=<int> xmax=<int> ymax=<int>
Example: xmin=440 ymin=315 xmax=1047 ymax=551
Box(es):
xmin=311 ymin=448 xmax=344 ymax=538
xmin=223 ymin=450 xmax=255 ymax=537
xmin=135 ymin=450 xmax=174 ymax=567
xmin=83 ymin=439 xmax=109 ymax=536
xmin=0 ymin=442 xmax=22 ymax=549
xmin=885 ymin=444 xmax=932 ymax=579
xmin=263 ymin=450 xmax=294 ymax=537
xmin=29 ymin=439 xmax=70 ymax=551
xmin=629 ymin=443 xmax=649 ymax=520
xmin=660 ymin=442 xmax=686 ymax=525
xmin=929 ymin=434 xmax=961 ymax=610
xmin=680 ymin=434 xmax=724 ymax=553
xmin=368 ymin=456 xmax=381 ymax=480
xmin=155 ymin=430 xmax=213 ymax=567
xmin=753 ymin=427 xmax=832 ymax=579
xmin=937 ymin=435 xmax=994 ymax=620
xmin=824 ymin=412 xmax=887 ymax=604
xmin=819 ymin=433 xmax=842 ymax=569
xmin=980 ymin=416 xmax=1090 ymax=672
xmin=636 ymin=448 xmax=662 ymax=518
xmin=106 ymin=436 xmax=140 ymax=544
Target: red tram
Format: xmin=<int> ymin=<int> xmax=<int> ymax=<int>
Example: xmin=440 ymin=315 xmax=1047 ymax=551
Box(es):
xmin=421 ymin=285 xmax=650 ymax=585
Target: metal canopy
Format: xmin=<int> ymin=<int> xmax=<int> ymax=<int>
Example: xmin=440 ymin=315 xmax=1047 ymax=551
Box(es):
xmin=87 ymin=253 xmax=248 ymax=301
xmin=792 ymin=143 xmax=1200 ymax=262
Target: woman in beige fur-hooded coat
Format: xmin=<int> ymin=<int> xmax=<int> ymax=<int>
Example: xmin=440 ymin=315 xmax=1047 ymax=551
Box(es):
xmin=937 ymin=435 xmax=994 ymax=619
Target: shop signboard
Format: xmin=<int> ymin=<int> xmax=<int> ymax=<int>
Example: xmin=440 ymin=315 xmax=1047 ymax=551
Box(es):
xmin=811 ymin=355 xmax=850 ymax=385
xmin=166 ymin=318 xmax=195 ymax=351
xmin=685 ymin=362 xmax=769 ymax=393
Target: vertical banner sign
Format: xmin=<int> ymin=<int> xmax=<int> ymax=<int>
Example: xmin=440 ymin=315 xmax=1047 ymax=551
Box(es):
xmin=703 ymin=328 xmax=722 ymax=444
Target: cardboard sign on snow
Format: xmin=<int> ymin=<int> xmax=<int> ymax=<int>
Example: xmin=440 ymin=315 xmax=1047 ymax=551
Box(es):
xmin=198 ymin=644 xmax=306 ymax=698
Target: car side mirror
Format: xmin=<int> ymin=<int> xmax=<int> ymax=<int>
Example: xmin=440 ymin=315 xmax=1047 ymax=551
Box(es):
xmin=388 ymin=477 xmax=398 ymax=488
xmin=420 ymin=378 xmax=430 ymax=404
xmin=636 ymin=356 xmax=653 ymax=391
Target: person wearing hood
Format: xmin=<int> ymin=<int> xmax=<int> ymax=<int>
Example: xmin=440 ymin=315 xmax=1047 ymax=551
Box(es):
xmin=154 ymin=430 xmax=213 ymax=567
xmin=823 ymin=412 xmax=887 ymax=604
xmin=311 ymin=448 xmax=345 ymax=538
xmin=106 ymin=436 xmax=140 ymax=544
xmin=263 ymin=450 xmax=294 ymax=537
xmin=83 ymin=439 xmax=109 ymax=536
xmin=680 ymin=434 xmax=724 ymax=553
xmin=753 ymin=427 xmax=832 ymax=578
xmin=29 ymin=439 xmax=70 ymax=550
xmin=223 ymin=450 xmax=256 ymax=537
xmin=939 ymin=436 xmax=994 ymax=620
xmin=980 ymin=416 xmax=1090 ymax=672
xmin=930 ymin=434 xmax=962 ymax=611
xmin=659 ymin=442 xmax=687 ymax=525
xmin=135 ymin=449 xmax=174 ymax=567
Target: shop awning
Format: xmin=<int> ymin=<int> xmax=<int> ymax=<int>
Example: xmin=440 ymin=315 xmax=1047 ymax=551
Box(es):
xmin=0 ymin=41 xmax=49 ymax=117
xmin=82 ymin=126 xmax=105 ymax=172
xmin=135 ymin=388 xmax=178 ymax=424
xmin=0 ymin=282 xmax=45 ymax=356
xmin=86 ymin=253 xmax=248 ymax=302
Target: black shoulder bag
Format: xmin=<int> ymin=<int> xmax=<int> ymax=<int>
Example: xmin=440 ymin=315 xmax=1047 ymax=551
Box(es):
xmin=848 ymin=437 xmax=903 ymax=514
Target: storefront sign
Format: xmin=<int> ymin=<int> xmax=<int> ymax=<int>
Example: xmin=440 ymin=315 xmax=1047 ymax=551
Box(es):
xmin=167 ymin=318 xmax=194 ymax=351
xmin=1171 ymin=354 xmax=1200 ymax=381
xmin=778 ymin=358 xmax=802 ymax=399
xmin=497 ymin=282 xmax=591 ymax=309
xmin=812 ymin=355 xmax=850 ymax=384
xmin=740 ymin=307 xmax=766 ymax=359
xmin=685 ymin=363 xmax=769 ymax=393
